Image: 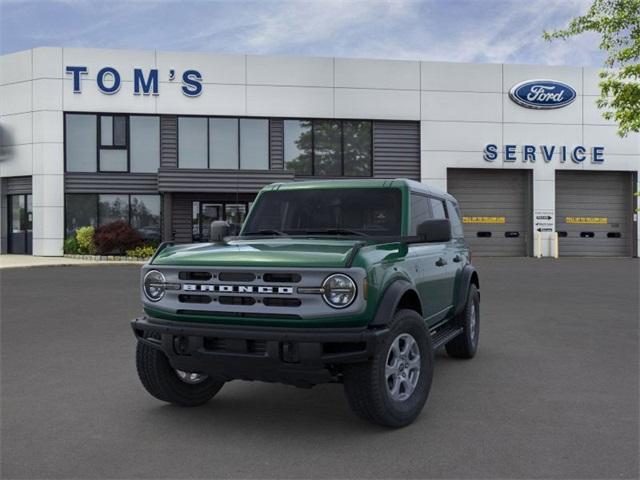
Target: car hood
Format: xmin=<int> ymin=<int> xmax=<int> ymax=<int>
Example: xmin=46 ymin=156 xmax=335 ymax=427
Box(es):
xmin=151 ymin=238 xmax=366 ymax=268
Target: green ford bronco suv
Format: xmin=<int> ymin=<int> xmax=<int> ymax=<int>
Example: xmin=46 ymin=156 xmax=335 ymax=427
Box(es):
xmin=131 ymin=179 xmax=480 ymax=427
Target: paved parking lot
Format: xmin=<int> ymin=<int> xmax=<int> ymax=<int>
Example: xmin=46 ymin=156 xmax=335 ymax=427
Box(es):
xmin=1 ymin=258 xmax=638 ymax=479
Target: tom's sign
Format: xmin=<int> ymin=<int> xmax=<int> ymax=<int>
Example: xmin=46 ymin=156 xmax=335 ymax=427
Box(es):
xmin=509 ymin=79 xmax=576 ymax=109
xmin=65 ymin=66 xmax=203 ymax=97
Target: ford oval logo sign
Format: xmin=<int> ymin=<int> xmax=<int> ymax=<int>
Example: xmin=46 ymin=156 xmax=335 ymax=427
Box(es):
xmin=509 ymin=79 xmax=577 ymax=109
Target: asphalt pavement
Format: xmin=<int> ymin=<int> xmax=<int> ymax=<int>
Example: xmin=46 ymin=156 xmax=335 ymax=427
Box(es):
xmin=1 ymin=258 xmax=638 ymax=479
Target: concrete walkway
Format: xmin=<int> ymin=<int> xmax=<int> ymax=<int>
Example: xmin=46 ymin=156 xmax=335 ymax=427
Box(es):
xmin=0 ymin=254 xmax=144 ymax=269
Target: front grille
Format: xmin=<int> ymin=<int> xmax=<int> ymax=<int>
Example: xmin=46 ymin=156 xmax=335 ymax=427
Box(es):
xmin=219 ymin=272 xmax=256 ymax=282
xmin=219 ymin=296 xmax=256 ymax=306
xmin=263 ymin=297 xmax=302 ymax=307
xmin=179 ymin=271 xmax=213 ymax=281
xmin=178 ymin=294 xmax=212 ymax=304
xmin=155 ymin=267 xmax=364 ymax=318
xmin=263 ymin=273 xmax=301 ymax=283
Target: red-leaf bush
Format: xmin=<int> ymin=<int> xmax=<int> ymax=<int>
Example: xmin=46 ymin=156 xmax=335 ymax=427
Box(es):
xmin=94 ymin=220 xmax=144 ymax=255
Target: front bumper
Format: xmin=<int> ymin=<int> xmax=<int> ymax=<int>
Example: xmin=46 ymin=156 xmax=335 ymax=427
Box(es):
xmin=131 ymin=316 xmax=389 ymax=386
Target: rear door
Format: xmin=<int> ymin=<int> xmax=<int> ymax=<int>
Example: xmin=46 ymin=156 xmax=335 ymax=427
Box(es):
xmin=407 ymin=193 xmax=454 ymax=324
xmin=429 ymin=197 xmax=457 ymax=312
xmin=445 ymin=199 xmax=467 ymax=307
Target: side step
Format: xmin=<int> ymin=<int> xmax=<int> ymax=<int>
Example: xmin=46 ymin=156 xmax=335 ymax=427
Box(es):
xmin=431 ymin=325 xmax=463 ymax=349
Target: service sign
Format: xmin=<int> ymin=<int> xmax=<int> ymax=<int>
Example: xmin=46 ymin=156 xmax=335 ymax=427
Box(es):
xmin=509 ymin=79 xmax=577 ymax=109
xmin=534 ymin=209 xmax=554 ymax=232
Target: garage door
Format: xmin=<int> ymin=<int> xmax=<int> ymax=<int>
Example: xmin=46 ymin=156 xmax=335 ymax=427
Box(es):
xmin=556 ymin=171 xmax=633 ymax=256
xmin=447 ymin=169 xmax=531 ymax=256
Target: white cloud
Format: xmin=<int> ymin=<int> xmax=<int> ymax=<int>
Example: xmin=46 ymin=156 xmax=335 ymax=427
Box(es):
xmin=0 ymin=0 xmax=606 ymax=66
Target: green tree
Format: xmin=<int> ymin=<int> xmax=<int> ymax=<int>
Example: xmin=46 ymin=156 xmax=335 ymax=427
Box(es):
xmin=543 ymin=0 xmax=640 ymax=136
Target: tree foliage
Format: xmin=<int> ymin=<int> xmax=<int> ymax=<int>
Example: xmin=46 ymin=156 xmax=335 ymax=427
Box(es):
xmin=543 ymin=0 xmax=640 ymax=136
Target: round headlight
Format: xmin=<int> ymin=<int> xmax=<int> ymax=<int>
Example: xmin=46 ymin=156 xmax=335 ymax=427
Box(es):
xmin=143 ymin=270 xmax=166 ymax=302
xmin=322 ymin=274 xmax=357 ymax=309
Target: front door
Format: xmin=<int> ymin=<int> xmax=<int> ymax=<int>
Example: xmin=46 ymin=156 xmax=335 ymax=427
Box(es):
xmin=8 ymin=194 xmax=32 ymax=254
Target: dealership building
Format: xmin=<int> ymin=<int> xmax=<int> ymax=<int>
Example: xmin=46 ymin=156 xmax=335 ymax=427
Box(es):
xmin=0 ymin=47 xmax=638 ymax=257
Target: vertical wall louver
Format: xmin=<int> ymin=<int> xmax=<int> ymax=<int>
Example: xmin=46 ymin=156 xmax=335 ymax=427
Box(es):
xmin=160 ymin=116 xmax=178 ymax=168
xmin=372 ymin=122 xmax=420 ymax=180
xmin=269 ymin=119 xmax=284 ymax=169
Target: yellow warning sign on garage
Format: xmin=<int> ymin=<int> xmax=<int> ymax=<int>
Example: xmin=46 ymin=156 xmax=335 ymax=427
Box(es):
xmin=462 ymin=216 xmax=506 ymax=224
xmin=565 ymin=217 xmax=608 ymax=224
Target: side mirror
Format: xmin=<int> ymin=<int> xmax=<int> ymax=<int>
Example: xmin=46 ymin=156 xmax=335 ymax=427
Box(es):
xmin=209 ymin=220 xmax=231 ymax=242
xmin=417 ymin=219 xmax=451 ymax=243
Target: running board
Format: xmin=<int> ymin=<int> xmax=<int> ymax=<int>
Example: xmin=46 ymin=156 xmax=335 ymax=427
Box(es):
xmin=431 ymin=326 xmax=463 ymax=349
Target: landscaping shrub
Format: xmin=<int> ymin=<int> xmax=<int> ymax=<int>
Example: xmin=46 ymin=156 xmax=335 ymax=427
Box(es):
xmin=75 ymin=226 xmax=97 ymax=254
xmin=63 ymin=236 xmax=79 ymax=254
xmin=94 ymin=220 xmax=143 ymax=255
xmin=125 ymin=245 xmax=157 ymax=259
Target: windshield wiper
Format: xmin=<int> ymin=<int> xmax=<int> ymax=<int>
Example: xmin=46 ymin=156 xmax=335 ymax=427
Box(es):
xmin=304 ymin=228 xmax=369 ymax=237
xmin=244 ymin=229 xmax=289 ymax=236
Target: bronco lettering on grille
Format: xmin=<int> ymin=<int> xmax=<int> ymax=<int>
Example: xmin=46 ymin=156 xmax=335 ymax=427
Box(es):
xmin=182 ymin=284 xmax=294 ymax=294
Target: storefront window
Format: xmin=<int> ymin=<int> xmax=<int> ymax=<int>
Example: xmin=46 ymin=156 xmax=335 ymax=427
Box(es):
xmin=65 ymin=114 xmax=97 ymax=172
xmin=65 ymin=194 xmax=98 ymax=236
xmin=99 ymin=116 xmax=127 ymax=147
xmin=240 ymin=119 xmax=269 ymax=170
xmin=343 ymin=121 xmax=372 ymax=176
xmin=130 ymin=116 xmax=160 ymax=173
xmin=99 ymin=150 xmax=127 ymax=172
xmin=98 ymin=195 xmax=129 ymax=226
xmin=192 ymin=201 xmax=201 ymax=240
xmin=178 ymin=117 xmax=208 ymax=168
xmin=65 ymin=194 xmax=161 ymax=243
xmin=99 ymin=115 xmax=128 ymax=172
xmin=191 ymin=201 xmax=250 ymax=241
xmin=131 ymin=195 xmax=161 ymax=243
xmin=225 ymin=203 xmax=247 ymax=235
xmin=313 ymin=120 xmax=342 ymax=176
xmin=284 ymin=120 xmax=312 ymax=175
xmin=284 ymin=119 xmax=373 ymax=177
xmin=210 ymin=118 xmax=238 ymax=169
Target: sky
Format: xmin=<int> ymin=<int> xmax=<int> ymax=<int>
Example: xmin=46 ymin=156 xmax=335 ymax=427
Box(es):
xmin=0 ymin=0 xmax=604 ymax=66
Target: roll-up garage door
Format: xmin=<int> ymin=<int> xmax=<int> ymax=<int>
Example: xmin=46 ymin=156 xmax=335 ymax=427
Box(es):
xmin=447 ymin=169 xmax=531 ymax=256
xmin=555 ymin=171 xmax=633 ymax=256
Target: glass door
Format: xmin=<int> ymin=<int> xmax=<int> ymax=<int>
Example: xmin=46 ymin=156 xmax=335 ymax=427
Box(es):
xmin=8 ymin=194 xmax=32 ymax=254
xmin=199 ymin=203 xmax=222 ymax=241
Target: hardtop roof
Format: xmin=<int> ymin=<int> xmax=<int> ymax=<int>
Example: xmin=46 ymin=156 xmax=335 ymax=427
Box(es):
xmin=262 ymin=178 xmax=456 ymax=202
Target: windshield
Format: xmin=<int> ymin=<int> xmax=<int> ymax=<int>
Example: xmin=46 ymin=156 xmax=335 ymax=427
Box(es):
xmin=242 ymin=188 xmax=403 ymax=237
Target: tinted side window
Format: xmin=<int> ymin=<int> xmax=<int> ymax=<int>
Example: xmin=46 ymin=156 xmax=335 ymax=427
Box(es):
xmin=430 ymin=198 xmax=447 ymax=219
xmin=410 ymin=194 xmax=432 ymax=235
xmin=446 ymin=200 xmax=464 ymax=238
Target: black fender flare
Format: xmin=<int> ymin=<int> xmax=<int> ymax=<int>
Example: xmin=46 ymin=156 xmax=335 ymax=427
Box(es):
xmin=370 ymin=279 xmax=423 ymax=327
xmin=453 ymin=265 xmax=480 ymax=317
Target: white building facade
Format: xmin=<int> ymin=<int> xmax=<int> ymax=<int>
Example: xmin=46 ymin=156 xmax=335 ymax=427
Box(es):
xmin=1 ymin=47 xmax=638 ymax=257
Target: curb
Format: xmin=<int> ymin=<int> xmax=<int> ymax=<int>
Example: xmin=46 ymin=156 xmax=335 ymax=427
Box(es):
xmin=63 ymin=254 xmax=151 ymax=262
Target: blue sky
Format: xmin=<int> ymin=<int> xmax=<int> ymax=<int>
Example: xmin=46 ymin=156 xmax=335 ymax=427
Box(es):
xmin=0 ymin=0 xmax=604 ymax=66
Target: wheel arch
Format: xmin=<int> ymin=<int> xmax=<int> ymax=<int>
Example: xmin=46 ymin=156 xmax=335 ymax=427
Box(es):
xmin=370 ymin=280 xmax=424 ymax=327
xmin=454 ymin=265 xmax=480 ymax=317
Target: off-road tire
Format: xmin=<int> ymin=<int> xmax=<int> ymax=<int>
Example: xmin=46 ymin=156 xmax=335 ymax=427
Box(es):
xmin=445 ymin=284 xmax=480 ymax=359
xmin=343 ymin=309 xmax=434 ymax=428
xmin=136 ymin=339 xmax=224 ymax=406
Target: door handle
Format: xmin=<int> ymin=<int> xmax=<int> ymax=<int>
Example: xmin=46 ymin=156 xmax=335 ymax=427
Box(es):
xmin=453 ymin=255 xmax=462 ymax=263
xmin=435 ymin=257 xmax=447 ymax=267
